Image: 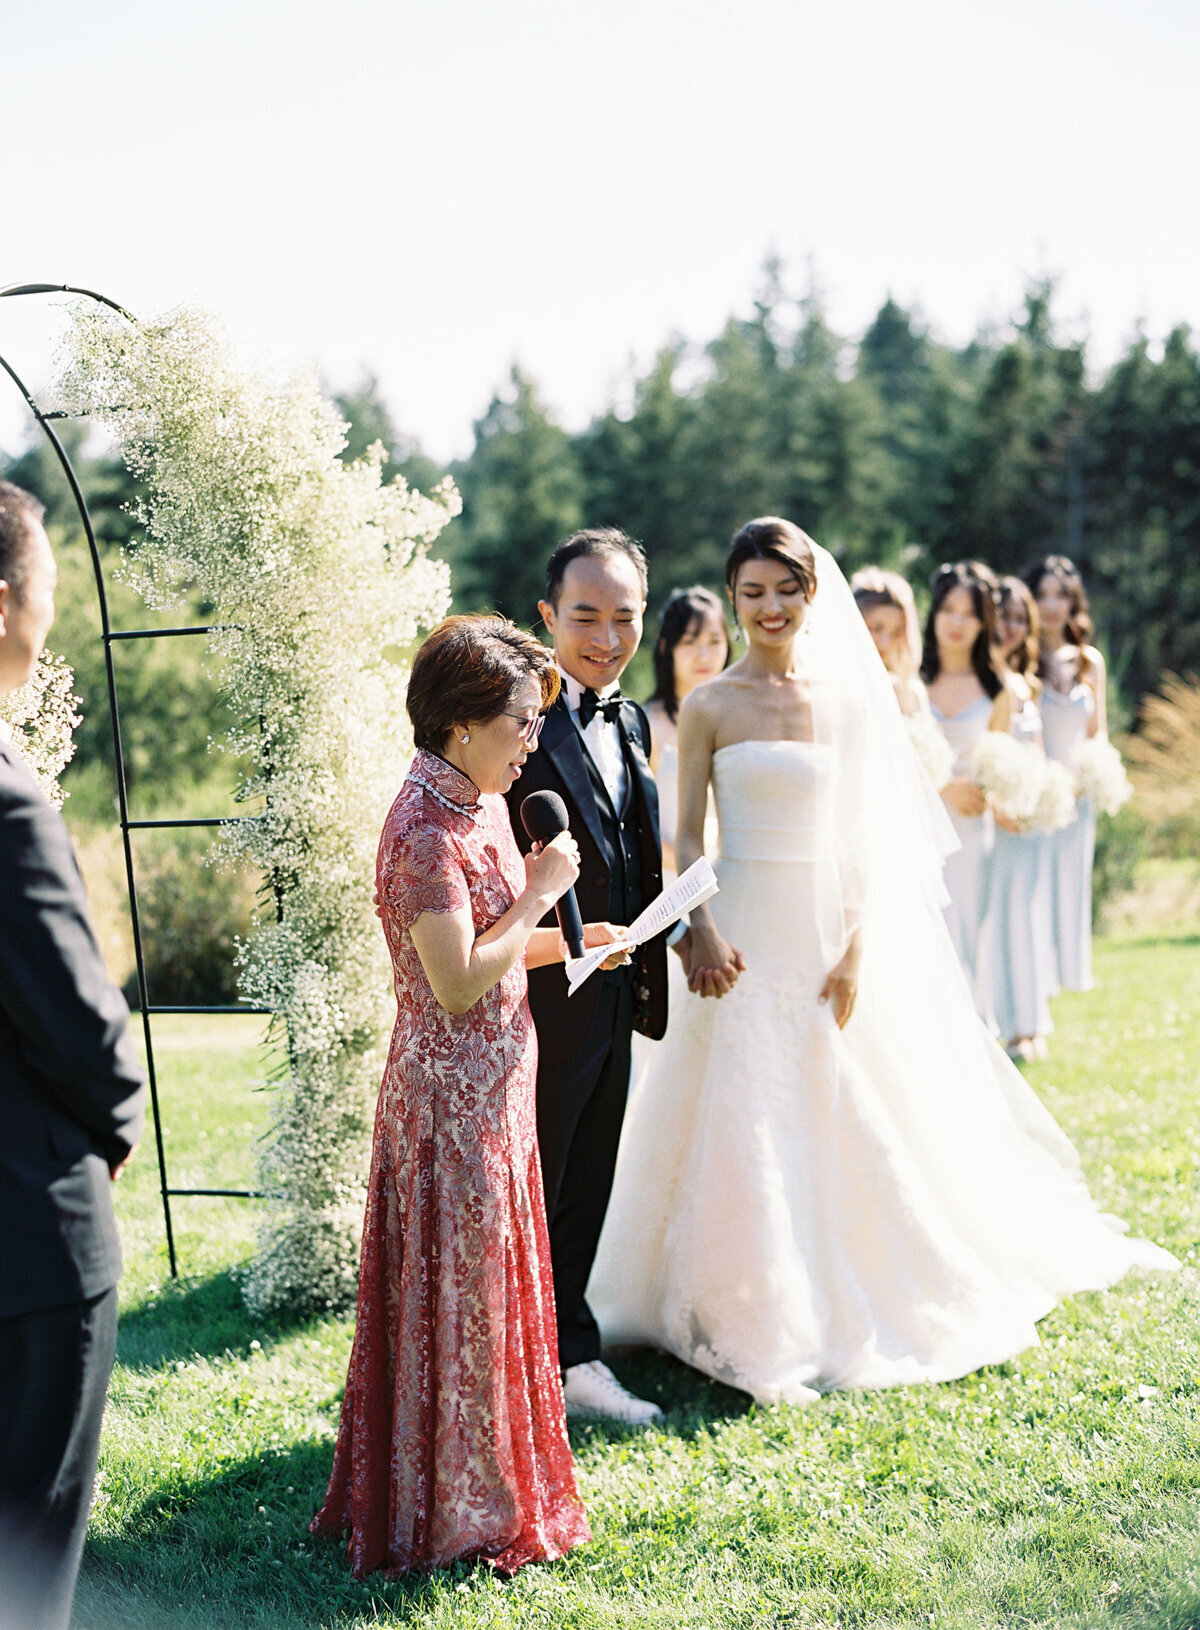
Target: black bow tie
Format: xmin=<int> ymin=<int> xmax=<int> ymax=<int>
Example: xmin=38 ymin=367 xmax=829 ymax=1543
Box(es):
xmin=577 ymin=689 xmax=624 ymax=728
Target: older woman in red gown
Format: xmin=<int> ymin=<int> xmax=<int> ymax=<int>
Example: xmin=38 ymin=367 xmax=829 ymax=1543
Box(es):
xmin=313 ymin=615 xmax=618 ymax=1576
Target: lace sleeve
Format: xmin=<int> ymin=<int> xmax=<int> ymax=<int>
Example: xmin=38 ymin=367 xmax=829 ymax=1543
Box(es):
xmin=379 ymin=810 xmax=470 ymax=929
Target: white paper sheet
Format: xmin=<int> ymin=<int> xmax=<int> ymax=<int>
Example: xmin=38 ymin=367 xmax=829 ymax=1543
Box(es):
xmin=565 ymin=856 xmax=719 ymax=995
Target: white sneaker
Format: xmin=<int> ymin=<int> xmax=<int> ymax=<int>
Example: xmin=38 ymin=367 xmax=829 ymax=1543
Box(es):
xmin=562 ymin=1360 xmax=663 ymax=1425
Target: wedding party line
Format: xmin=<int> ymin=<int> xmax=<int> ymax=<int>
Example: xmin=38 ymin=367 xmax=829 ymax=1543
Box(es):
xmin=0 ymin=473 xmax=1177 ymax=1622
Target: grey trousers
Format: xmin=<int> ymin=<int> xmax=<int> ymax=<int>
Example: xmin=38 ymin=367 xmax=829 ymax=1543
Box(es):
xmin=0 ymin=1287 xmax=119 ymax=1630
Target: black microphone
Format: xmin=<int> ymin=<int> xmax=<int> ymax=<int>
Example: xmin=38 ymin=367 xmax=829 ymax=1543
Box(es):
xmin=520 ymin=790 xmax=585 ymax=961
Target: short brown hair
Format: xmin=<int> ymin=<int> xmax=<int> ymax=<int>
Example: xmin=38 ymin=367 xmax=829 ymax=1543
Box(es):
xmin=725 ymin=517 xmax=818 ymax=600
xmin=0 ymin=480 xmax=47 ymax=599
xmin=407 ymin=614 xmax=560 ymax=752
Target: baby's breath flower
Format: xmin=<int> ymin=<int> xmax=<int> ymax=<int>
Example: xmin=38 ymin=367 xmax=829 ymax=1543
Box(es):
xmin=57 ymin=304 xmax=455 ymax=1316
xmin=0 ymin=650 xmax=82 ymax=808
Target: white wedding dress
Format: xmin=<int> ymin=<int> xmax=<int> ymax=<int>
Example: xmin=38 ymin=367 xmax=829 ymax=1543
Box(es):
xmin=590 ymin=555 xmax=1174 ymax=1406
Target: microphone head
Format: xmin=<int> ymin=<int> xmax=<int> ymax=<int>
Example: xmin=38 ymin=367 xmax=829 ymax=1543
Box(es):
xmin=520 ymin=789 xmax=570 ymax=843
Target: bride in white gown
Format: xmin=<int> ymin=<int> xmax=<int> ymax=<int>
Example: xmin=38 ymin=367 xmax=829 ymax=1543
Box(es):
xmin=589 ymin=518 xmax=1174 ymax=1406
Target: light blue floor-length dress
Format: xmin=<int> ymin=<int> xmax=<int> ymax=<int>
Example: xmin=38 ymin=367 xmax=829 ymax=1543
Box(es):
xmin=982 ymin=695 xmax=1057 ymax=1042
xmin=1040 ymin=684 xmax=1096 ymax=992
xmin=931 ymin=696 xmax=995 ymax=1015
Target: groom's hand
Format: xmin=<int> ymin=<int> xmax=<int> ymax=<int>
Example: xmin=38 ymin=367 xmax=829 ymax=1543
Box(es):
xmin=684 ymin=928 xmax=746 ymax=999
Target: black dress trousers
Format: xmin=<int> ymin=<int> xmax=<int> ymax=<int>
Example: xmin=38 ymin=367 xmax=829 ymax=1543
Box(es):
xmin=536 ymin=975 xmax=634 ymax=1372
xmin=0 ymin=1288 xmax=119 ymax=1630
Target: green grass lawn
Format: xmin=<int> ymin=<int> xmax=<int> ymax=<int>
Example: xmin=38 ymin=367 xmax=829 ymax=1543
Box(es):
xmin=73 ymin=937 xmax=1200 ymax=1630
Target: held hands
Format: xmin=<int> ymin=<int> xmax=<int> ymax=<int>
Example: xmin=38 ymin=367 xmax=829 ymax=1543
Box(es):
xmin=941 ymin=776 xmax=987 ymax=818
xmin=682 ymin=923 xmax=746 ymax=999
xmin=525 ymin=832 xmax=580 ymax=905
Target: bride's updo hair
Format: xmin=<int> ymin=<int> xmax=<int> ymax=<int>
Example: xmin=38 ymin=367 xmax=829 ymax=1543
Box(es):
xmin=725 ymin=518 xmax=818 ymax=599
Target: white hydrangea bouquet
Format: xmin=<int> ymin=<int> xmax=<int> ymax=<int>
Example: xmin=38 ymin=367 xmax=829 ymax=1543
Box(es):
xmin=0 ymin=651 xmax=82 ymax=809
xmin=1029 ymin=757 xmax=1078 ymax=833
xmin=966 ymin=731 xmax=1044 ymax=825
xmin=1072 ymin=736 xmax=1133 ymax=816
xmin=904 ymin=709 xmax=956 ymax=790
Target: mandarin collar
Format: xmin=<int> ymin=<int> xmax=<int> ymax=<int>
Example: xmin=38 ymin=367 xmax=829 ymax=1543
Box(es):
xmin=409 ymin=748 xmax=482 ymax=815
xmin=559 ymin=666 xmax=621 ymax=712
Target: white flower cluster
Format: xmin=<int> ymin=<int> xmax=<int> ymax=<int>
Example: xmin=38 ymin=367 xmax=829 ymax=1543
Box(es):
xmin=57 ymin=305 xmax=455 ymax=1316
xmin=0 ymin=650 xmax=82 ymax=808
xmin=966 ymin=732 xmax=1043 ymax=825
xmin=1072 ymin=736 xmax=1133 ymax=817
xmin=965 ymin=731 xmax=1078 ymax=834
xmin=904 ymin=709 xmax=956 ymax=790
xmin=1030 ymin=758 xmax=1078 ymax=834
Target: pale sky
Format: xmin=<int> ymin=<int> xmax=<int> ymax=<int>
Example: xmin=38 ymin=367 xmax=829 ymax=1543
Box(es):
xmin=2 ymin=0 xmax=1196 ymax=464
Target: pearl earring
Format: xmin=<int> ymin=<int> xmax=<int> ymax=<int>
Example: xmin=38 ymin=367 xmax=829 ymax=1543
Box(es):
xmin=460 ymin=733 xmax=470 ymax=744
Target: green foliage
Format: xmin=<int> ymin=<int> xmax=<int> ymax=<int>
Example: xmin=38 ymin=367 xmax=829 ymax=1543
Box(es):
xmin=332 ymin=371 xmax=445 ymax=497
xmin=1 ymin=426 xmax=234 ymax=820
xmin=128 ymin=833 xmax=259 ymax=1008
xmin=77 ymin=939 xmax=1200 ymax=1627
xmin=447 ymin=271 xmax=1200 ymax=720
xmin=449 ymin=366 xmax=585 ymax=621
xmin=1093 ymin=802 xmax=1149 ymax=928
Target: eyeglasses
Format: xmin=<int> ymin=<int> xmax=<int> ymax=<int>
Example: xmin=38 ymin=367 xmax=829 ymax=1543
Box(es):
xmin=499 ymin=711 xmax=546 ymax=747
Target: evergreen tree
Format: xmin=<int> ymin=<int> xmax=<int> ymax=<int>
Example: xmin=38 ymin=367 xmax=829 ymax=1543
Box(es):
xmin=332 ymin=372 xmax=444 ymax=495
xmin=1088 ymin=325 xmax=1200 ymax=702
xmin=448 ymin=367 xmax=585 ymax=622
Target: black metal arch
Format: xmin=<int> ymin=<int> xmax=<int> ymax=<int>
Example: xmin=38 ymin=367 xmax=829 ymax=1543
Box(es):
xmin=0 ymin=282 xmax=268 ymax=1277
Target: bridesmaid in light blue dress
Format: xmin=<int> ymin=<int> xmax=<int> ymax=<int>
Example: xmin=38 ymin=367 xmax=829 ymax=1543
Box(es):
xmin=922 ymin=563 xmax=1012 ymax=1009
xmin=643 ymin=585 xmax=730 ymax=878
xmin=985 ymin=578 xmax=1057 ymax=1057
xmin=1026 ymin=557 xmax=1107 ymax=993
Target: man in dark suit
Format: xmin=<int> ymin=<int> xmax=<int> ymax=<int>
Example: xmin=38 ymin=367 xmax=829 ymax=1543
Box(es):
xmin=0 ymin=480 xmax=146 ymax=1630
xmin=505 ymin=528 xmax=738 ymax=1424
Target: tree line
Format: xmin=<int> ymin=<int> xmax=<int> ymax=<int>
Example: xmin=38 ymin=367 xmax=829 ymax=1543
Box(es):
xmin=426 ymin=272 xmax=1200 ymax=714
xmin=6 ymin=269 xmax=1200 ymax=811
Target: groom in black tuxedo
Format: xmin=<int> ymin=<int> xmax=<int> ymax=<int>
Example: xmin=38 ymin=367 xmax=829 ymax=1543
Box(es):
xmin=504 ymin=529 xmax=696 ymax=1424
xmin=0 ymin=482 xmax=146 ymax=1630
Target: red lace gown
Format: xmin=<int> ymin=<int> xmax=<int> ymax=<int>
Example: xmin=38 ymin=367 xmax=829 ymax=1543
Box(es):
xmin=311 ymin=749 xmax=590 ymax=1576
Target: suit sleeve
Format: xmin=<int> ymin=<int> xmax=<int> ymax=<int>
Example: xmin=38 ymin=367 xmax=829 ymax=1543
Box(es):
xmin=0 ymin=779 xmax=146 ymax=1165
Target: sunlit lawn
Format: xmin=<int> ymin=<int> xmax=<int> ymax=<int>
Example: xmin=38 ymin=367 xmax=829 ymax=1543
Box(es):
xmin=74 ymin=937 xmax=1200 ymax=1629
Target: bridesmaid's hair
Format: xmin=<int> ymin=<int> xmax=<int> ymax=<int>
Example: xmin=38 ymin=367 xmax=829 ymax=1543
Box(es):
xmin=407 ymin=614 xmax=561 ymax=752
xmin=850 ymin=566 xmax=922 ymax=679
xmin=997 ymin=576 xmax=1042 ymax=696
xmin=1023 ymin=555 xmax=1096 ymax=683
xmin=725 ymin=517 xmax=818 ymax=599
xmin=920 ymin=562 xmax=1005 ymax=698
xmin=544 ymin=527 xmax=648 ymax=607
xmin=651 ymin=586 xmax=731 ymax=722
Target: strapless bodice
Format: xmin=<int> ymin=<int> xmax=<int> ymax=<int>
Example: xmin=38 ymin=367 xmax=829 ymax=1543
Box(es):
xmin=930 ymin=695 xmax=992 ymax=776
xmin=1040 ymin=683 xmax=1094 ymax=764
xmin=711 ymin=739 xmax=833 ymax=862
xmin=656 ymin=741 xmax=679 ymax=848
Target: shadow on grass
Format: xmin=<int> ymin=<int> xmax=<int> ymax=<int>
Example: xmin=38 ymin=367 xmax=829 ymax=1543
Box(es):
xmin=77 ymin=1440 xmax=483 ymax=1629
xmin=575 ymin=1347 xmax=754 ymax=1445
xmin=118 ymin=1269 xmax=339 ymax=1370
xmin=1106 ymin=932 xmax=1200 ymax=951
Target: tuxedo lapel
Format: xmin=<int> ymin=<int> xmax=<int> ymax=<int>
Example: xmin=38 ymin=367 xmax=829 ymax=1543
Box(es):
xmin=617 ymin=703 xmax=661 ymax=843
xmin=537 ymin=697 xmax=609 ymax=858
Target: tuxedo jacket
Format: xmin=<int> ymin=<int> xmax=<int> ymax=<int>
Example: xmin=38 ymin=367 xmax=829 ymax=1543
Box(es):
xmin=0 ymin=739 xmax=146 ymax=1318
xmin=504 ymin=692 xmax=668 ymax=1066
